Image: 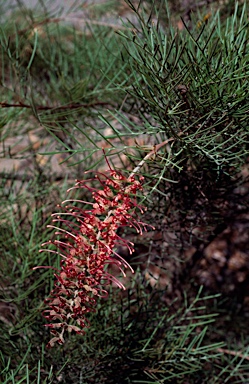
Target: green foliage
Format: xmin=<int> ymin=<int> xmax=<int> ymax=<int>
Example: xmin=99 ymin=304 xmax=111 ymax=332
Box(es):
xmin=0 ymin=1 xmax=130 ymax=168
xmin=0 ymin=0 xmax=249 ymax=383
xmin=114 ymin=0 xmax=249 ymax=184
xmin=62 ymin=283 xmax=226 ymax=383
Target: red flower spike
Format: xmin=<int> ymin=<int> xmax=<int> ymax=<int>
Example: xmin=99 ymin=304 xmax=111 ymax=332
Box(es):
xmin=38 ymin=167 xmax=151 ymax=348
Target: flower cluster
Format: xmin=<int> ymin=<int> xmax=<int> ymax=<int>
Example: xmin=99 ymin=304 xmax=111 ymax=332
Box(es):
xmin=39 ymin=168 xmax=147 ymax=347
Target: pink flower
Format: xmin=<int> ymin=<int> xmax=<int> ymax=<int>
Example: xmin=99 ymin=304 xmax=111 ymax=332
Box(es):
xmin=38 ymin=168 xmax=148 ymax=347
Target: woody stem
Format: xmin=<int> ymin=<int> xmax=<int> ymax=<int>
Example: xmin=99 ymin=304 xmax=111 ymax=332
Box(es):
xmin=128 ymin=137 xmax=175 ymax=180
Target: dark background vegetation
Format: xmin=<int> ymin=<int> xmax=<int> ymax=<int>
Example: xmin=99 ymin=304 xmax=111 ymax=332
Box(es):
xmin=0 ymin=0 xmax=248 ymax=382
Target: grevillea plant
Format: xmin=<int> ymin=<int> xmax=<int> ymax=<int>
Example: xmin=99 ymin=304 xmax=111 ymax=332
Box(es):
xmin=38 ymin=140 xmax=174 ymax=347
xmin=38 ymin=163 xmax=150 ymax=347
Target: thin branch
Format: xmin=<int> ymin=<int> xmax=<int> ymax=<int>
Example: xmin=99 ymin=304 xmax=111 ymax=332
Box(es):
xmin=128 ymin=134 xmax=183 ymax=180
xmin=0 ymin=171 xmax=75 ymax=183
xmin=0 ymin=101 xmax=111 ymax=111
xmin=216 ymin=347 xmax=249 ymax=362
xmin=13 ymin=15 xmax=132 ymax=39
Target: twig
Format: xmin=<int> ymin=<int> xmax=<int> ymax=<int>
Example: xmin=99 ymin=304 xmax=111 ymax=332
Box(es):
xmin=128 ymin=137 xmax=175 ymax=180
xmin=0 ymin=101 xmax=110 ymax=111
xmin=216 ymin=347 xmax=249 ymax=361
xmin=0 ymin=171 xmax=75 ymax=183
xmin=13 ymin=15 xmax=132 ymax=39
